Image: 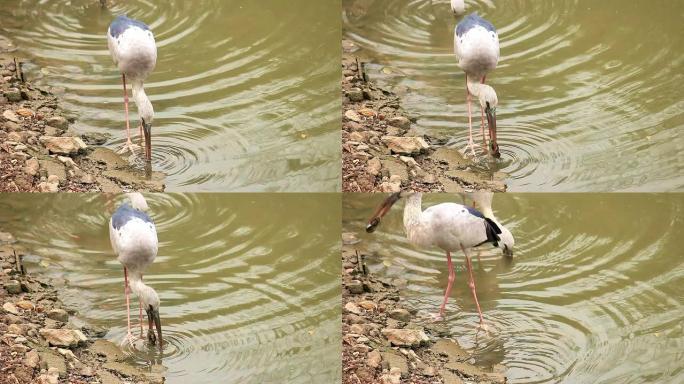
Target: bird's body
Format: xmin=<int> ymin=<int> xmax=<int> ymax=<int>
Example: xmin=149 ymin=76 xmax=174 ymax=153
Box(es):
xmin=454 ymin=13 xmax=501 ymax=158
xmin=367 ymin=192 xmax=513 ymax=324
xmin=107 ymin=15 xmax=157 ymax=161
xmin=108 ymin=193 xmax=162 ymax=351
xmin=109 ymin=203 xmax=158 ymax=271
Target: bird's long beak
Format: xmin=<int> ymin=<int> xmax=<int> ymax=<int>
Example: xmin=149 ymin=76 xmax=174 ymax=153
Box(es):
xmin=366 ymin=192 xmax=401 ymax=233
xmin=146 ymin=305 xmax=163 ymax=352
xmin=486 ymin=107 xmax=500 ymax=158
xmin=503 ymin=245 xmax=513 ymax=258
xmin=142 ymin=121 xmax=152 ymax=162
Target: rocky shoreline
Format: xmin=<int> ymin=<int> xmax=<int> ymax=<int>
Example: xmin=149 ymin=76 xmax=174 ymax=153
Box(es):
xmin=342 ymin=234 xmax=506 ymax=384
xmin=0 ymin=35 xmax=164 ymax=193
xmin=0 ymin=230 xmax=164 ymax=384
xmin=341 ymin=40 xmax=507 ymax=193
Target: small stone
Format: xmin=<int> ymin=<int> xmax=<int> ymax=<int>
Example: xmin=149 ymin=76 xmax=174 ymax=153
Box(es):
xmin=3 ymin=302 xmax=19 ymax=315
xmin=81 ymin=132 xmax=111 ymax=145
xmin=358 ymin=300 xmax=377 ymax=311
xmin=3 ymin=109 xmax=20 ymax=123
xmin=46 ymin=116 xmax=68 ymax=130
xmin=348 ymin=131 xmax=366 ymax=142
xmin=346 ymin=87 xmax=364 ymax=102
xmin=39 ymin=328 xmax=87 ymax=348
xmin=5 ymin=279 xmax=22 ymax=294
xmin=366 ymin=158 xmax=381 ymax=178
xmin=381 ymin=328 xmax=429 ymax=347
xmin=16 ymin=107 xmax=34 ymax=117
xmin=381 ymin=367 xmax=402 ymax=384
xmin=8 ymin=324 xmax=25 ymax=335
xmin=347 ymin=280 xmax=364 ymax=294
xmin=367 ymin=349 xmax=382 ymax=368
xmin=57 ymin=156 xmax=77 ymax=168
xmin=24 ymin=349 xmax=40 ymax=368
xmin=389 ymin=308 xmax=411 ymax=322
xmin=344 ymin=302 xmax=362 ymax=315
xmin=349 ymin=324 xmax=366 ymax=335
xmin=358 ymin=107 xmax=377 ymax=117
xmin=5 ymin=88 xmax=22 ymax=102
xmin=388 ymin=116 xmax=411 ymax=129
xmin=381 ymin=351 xmax=408 ymax=375
xmin=47 ymin=308 xmax=69 ymax=322
xmin=344 ymin=109 xmax=362 ymax=123
xmin=15 ymin=300 xmax=35 ymax=310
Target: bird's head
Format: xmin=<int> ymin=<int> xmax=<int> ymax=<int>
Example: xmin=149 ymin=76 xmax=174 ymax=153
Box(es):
xmin=130 ymin=280 xmax=163 ymax=351
xmin=498 ymin=225 xmax=514 ymax=257
xmin=478 ymin=85 xmax=500 ymax=158
xmin=450 ymin=0 xmax=465 ymax=14
xmin=126 ymin=192 xmax=149 ymax=211
xmin=366 ymin=192 xmax=404 ymax=233
xmin=133 ymin=86 xmax=154 ymax=161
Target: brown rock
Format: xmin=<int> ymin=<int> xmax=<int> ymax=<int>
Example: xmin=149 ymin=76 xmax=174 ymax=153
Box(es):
xmin=39 ymin=136 xmax=87 ymax=155
xmin=381 ymin=136 xmax=429 ymax=155
xmin=367 ymin=349 xmax=382 ymax=368
xmin=381 ymin=328 xmax=429 ymax=347
xmin=24 ymin=349 xmax=40 ymax=368
xmin=39 ymin=328 xmax=87 ymax=348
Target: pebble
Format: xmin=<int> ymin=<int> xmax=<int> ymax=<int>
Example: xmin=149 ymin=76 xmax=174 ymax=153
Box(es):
xmin=47 ymin=308 xmax=68 ymax=323
xmin=3 ymin=109 xmax=20 ymax=122
xmin=5 ymin=88 xmax=22 ymax=102
xmin=3 ymin=301 xmax=19 ymax=315
xmin=345 ymin=109 xmax=363 ymax=123
xmin=367 ymin=157 xmax=382 ymax=176
xmin=367 ymin=349 xmax=382 ymax=368
xmin=15 ymin=300 xmax=35 ymax=310
xmin=5 ymin=279 xmax=22 ymax=294
xmin=381 ymin=136 xmax=429 ymax=155
xmin=347 ymin=279 xmax=364 ymax=294
xmin=388 ymin=116 xmax=411 ymax=129
xmin=24 ymin=349 xmax=39 ymax=368
xmin=388 ymin=308 xmax=411 ymax=322
xmin=346 ymin=87 xmax=364 ymax=102
xmin=46 ymin=116 xmax=68 ymax=130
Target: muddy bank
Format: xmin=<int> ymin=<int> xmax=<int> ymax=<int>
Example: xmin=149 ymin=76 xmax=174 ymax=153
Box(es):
xmin=342 ymin=234 xmax=506 ymax=384
xmin=0 ymin=230 xmax=165 ymax=384
xmin=341 ymin=40 xmax=506 ymax=193
xmin=0 ymin=35 xmax=164 ymax=193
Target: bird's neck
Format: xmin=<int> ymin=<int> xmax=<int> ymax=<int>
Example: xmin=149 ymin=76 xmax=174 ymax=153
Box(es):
xmin=403 ymin=193 xmax=423 ymax=231
xmin=131 ymin=81 xmax=154 ymax=122
xmin=466 ymin=81 xmax=484 ymax=98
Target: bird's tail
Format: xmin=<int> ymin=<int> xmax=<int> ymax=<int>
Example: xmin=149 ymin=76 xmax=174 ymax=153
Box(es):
xmin=483 ymin=217 xmax=502 ymax=246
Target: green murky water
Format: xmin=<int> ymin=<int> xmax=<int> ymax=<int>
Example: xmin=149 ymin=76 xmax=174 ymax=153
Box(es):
xmin=0 ymin=0 xmax=341 ymax=191
xmin=343 ymin=193 xmax=684 ymax=383
xmin=0 ymin=193 xmax=341 ymax=383
xmin=343 ymin=0 xmax=684 ymax=191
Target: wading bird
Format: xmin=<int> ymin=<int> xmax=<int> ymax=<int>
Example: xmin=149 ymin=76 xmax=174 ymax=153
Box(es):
xmin=455 ymin=13 xmax=500 ymax=158
xmin=366 ymin=192 xmax=513 ymax=324
xmin=107 ymin=15 xmax=157 ymax=161
xmin=109 ymin=193 xmax=162 ymax=351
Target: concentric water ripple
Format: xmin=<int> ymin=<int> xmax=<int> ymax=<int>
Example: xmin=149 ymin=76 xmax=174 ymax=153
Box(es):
xmin=0 ymin=0 xmax=340 ymax=191
xmin=343 ymin=0 xmax=684 ymax=191
xmin=343 ymin=193 xmax=684 ymax=383
xmin=0 ymin=194 xmax=341 ymax=383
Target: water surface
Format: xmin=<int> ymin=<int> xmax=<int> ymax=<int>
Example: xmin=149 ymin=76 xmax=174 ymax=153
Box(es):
xmin=0 ymin=193 xmax=341 ymax=384
xmin=1 ymin=0 xmax=340 ymax=191
xmin=343 ymin=193 xmax=684 ymax=383
xmin=343 ymin=0 xmax=684 ymax=191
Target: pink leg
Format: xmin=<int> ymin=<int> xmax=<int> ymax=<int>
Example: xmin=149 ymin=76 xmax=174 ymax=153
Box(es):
xmin=438 ymin=251 xmax=456 ymax=317
xmin=462 ymin=246 xmax=485 ymax=325
xmin=124 ymin=267 xmax=133 ymax=338
xmin=465 ymin=75 xmax=476 ymax=156
xmin=122 ymin=74 xmax=132 ymax=146
xmin=138 ymin=274 xmax=144 ymax=337
xmin=479 ymin=76 xmax=489 ymax=153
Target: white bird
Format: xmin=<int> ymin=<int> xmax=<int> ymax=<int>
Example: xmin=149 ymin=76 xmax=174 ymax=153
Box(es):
xmin=454 ymin=13 xmax=501 ymax=158
xmin=109 ymin=193 xmax=162 ymax=351
xmin=450 ymin=0 xmax=465 ymax=15
xmin=107 ymin=15 xmax=157 ymax=161
xmin=366 ymin=192 xmax=513 ymax=324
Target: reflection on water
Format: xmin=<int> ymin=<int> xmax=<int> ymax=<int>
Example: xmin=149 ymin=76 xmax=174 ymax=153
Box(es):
xmin=343 ymin=0 xmax=684 ymax=191
xmin=0 ymin=0 xmax=340 ymax=191
xmin=0 ymin=193 xmax=341 ymax=383
xmin=343 ymin=193 xmax=684 ymax=383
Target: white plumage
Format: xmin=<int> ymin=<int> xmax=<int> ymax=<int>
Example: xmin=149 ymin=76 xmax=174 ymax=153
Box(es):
xmin=367 ymin=192 xmax=513 ymax=324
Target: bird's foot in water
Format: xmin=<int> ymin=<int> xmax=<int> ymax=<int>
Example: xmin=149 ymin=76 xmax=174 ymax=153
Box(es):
xmin=117 ymin=140 xmax=142 ymax=157
xmin=120 ymin=332 xmax=136 ymax=347
xmin=429 ymin=311 xmax=445 ymax=322
xmin=462 ymin=140 xmax=482 ymax=158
